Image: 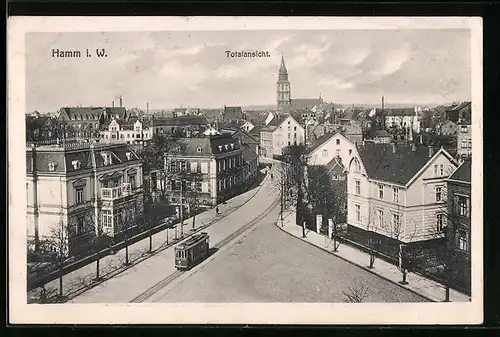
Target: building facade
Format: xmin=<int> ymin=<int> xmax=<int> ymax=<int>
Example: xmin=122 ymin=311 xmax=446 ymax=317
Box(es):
xmin=154 ymin=134 xmax=245 ymax=209
xmin=446 ymin=160 xmax=471 ymax=293
xmin=26 ymin=141 xmax=144 ymax=256
xmin=305 ymin=132 xmax=356 ymax=167
xmin=436 ymin=119 xmax=458 ymax=137
xmin=347 ymin=143 xmax=458 ymax=245
xmin=260 ymin=114 xmax=305 ymax=158
xmin=457 ymin=124 xmax=472 ymax=161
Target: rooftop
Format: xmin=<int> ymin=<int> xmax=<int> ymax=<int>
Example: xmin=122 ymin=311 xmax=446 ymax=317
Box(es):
xmin=356 ymin=142 xmax=452 ymax=185
xmin=449 ymin=160 xmax=471 ymax=183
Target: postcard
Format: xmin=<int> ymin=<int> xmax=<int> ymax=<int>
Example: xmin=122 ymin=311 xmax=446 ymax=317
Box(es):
xmin=8 ymin=16 xmax=483 ymax=324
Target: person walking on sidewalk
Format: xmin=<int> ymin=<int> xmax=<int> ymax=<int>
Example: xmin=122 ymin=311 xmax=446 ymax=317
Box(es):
xmin=215 ymin=205 xmax=220 ymax=215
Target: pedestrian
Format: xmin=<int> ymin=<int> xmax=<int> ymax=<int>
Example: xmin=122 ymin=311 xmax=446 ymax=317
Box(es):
xmin=270 ymin=173 xmax=274 ymax=180
xmin=39 ymin=285 xmax=47 ymax=304
xmin=215 ymin=206 xmax=219 ymax=215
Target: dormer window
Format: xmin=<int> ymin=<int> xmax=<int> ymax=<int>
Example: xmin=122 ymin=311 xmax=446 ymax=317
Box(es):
xmin=224 ymin=144 xmax=228 ymax=151
xmin=218 ymin=145 xmax=223 ymax=152
xmin=48 ymin=162 xmax=56 ymax=172
xmin=101 ymin=152 xmax=112 ymax=165
xmin=230 ymin=143 xmax=234 ymax=150
xmin=71 ymin=160 xmax=81 ymax=170
xmin=126 ymin=152 xmax=132 ymax=160
xmin=197 ymin=146 xmax=202 ymax=153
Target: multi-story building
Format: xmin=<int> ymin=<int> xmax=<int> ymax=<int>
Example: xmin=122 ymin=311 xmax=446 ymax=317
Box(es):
xmin=26 ymin=141 xmax=144 ymax=256
xmin=347 ymin=142 xmax=458 ymax=247
xmin=446 ymin=160 xmax=471 ymax=293
xmin=100 ymin=118 xmax=154 ymax=143
xmin=379 ymin=107 xmax=421 ymax=134
xmin=151 ymin=115 xmax=209 ymax=135
xmin=457 ymin=124 xmax=472 ymax=161
xmin=56 ymin=106 xmax=128 ymax=139
xmin=154 ymin=133 xmax=245 ymax=209
xmin=445 ymin=101 xmax=471 ymax=124
xmin=260 ymin=114 xmax=305 ymax=158
xmin=305 ymin=132 xmax=356 ymax=167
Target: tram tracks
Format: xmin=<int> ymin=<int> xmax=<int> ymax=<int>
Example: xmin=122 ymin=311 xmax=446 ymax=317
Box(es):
xmin=130 ymin=196 xmax=280 ymax=303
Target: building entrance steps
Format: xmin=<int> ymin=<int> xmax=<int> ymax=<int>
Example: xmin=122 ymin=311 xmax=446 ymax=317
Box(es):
xmin=277 ymin=209 xmax=471 ymax=303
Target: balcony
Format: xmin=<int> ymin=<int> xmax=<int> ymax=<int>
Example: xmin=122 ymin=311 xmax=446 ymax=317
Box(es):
xmin=101 ymin=183 xmax=132 ymax=200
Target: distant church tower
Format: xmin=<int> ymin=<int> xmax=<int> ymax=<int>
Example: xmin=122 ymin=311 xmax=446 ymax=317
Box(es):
xmin=277 ymin=55 xmax=291 ymax=111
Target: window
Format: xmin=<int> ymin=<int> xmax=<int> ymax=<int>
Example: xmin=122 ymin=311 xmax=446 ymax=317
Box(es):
xmin=461 ymin=140 xmax=468 ymax=148
xmin=336 ymin=139 xmax=340 ymax=145
xmin=353 ymin=158 xmax=361 ymax=172
xmin=461 ymin=125 xmax=468 ymax=133
xmin=436 ymin=213 xmax=445 ymax=232
xmin=102 ymin=210 xmax=112 ymax=228
xmin=180 ymin=161 xmax=187 ymax=171
xmin=191 ymin=161 xmax=197 ymax=172
xmin=458 ymin=230 xmax=468 ymax=251
xmin=377 ymin=209 xmax=384 ymax=226
xmin=336 ymin=149 xmax=341 ymax=157
xmin=202 ymin=182 xmax=209 ymax=193
xmin=456 ymin=195 xmax=469 ymax=217
xmin=434 ymin=164 xmax=438 ymax=176
xmin=392 ymin=214 xmax=400 ymax=229
xmin=288 ymin=133 xmax=291 ymax=139
xmin=355 ymin=180 xmax=360 ymax=195
xmin=75 ymin=187 xmax=84 ymax=204
xmin=195 ymin=182 xmax=202 ymax=192
xmin=378 ymin=184 xmax=384 ymax=199
xmin=294 ymin=126 xmax=297 ymax=131
xmin=355 ymin=204 xmax=361 ymax=221
xmin=468 ymin=139 xmax=472 ymax=148
xmin=76 ymin=217 xmax=84 ymax=235
xmin=288 ymin=120 xmax=290 ymax=125
xmin=393 ymin=188 xmax=399 ymax=203
xmin=349 ymin=149 xmax=352 ymax=156
xmin=322 ymin=149 xmax=328 ymax=157
xmin=435 ymin=187 xmax=442 ymax=202
xmin=439 ymin=164 xmax=444 ymax=176
xmin=128 ymin=175 xmax=136 ymax=190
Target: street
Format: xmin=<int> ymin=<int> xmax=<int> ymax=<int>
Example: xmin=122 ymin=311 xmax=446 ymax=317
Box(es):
xmin=149 ymin=210 xmax=427 ymax=303
xmin=69 ymin=164 xmax=426 ymax=303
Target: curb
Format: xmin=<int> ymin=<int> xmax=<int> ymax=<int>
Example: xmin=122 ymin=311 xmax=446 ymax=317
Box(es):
xmin=275 ymin=221 xmax=437 ymax=303
xmin=35 ymin=174 xmax=271 ymax=303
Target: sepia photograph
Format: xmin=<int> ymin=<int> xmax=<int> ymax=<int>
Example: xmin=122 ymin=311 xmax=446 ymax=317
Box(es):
xmin=8 ymin=16 xmax=483 ymax=324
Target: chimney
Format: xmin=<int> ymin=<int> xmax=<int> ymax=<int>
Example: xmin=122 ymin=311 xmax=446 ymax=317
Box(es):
xmin=112 ymin=101 xmax=115 ymax=108
xmin=428 ymin=146 xmax=434 ymax=158
xmin=392 ymin=142 xmax=396 ymax=153
xmin=119 ymin=95 xmax=123 ymax=108
xmin=411 ymin=142 xmax=417 ymax=152
xmin=147 ymin=102 xmax=149 ymax=114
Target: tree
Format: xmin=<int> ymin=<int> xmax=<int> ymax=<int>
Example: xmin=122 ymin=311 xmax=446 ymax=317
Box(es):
xmin=342 ymin=283 xmax=370 ymax=303
xmin=182 ymin=171 xmax=204 ymax=231
xmin=44 ymin=220 xmax=70 ymax=300
xmin=364 ymin=208 xmax=384 ymax=269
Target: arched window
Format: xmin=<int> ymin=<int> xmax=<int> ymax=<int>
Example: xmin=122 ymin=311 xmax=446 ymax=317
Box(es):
xmin=351 ymin=158 xmax=361 ymax=173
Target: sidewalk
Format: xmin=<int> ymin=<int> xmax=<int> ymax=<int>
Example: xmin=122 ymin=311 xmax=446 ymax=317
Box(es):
xmin=28 ymin=172 xmax=269 ymax=303
xmin=277 ymin=210 xmax=471 ymax=303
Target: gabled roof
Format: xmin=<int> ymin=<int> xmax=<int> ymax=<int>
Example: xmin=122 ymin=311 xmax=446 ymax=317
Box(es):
xmin=448 ymin=101 xmax=471 ymax=112
xmin=152 ymin=115 xmax=209 ymax=126
xmin=232 ymin=129 xmax=259 ymax=145
xmin=290 ymin=98 xmax=323 ymax=110
xmin=356 ymin=143 xmax=454 ymax=186
xmin=325 ymin=156 xmax=346 ymax=175
xmin=436 ymin=119 xmax=457 ymax=127
xmin=242 ymin=144 xmax=258 ymax=162
xmin=171 ymin=134 xmax=242 ymax=157
xmin=304 ymin=132 xmax=352 ymax=156
xmin=449 ymin=160 xmax=471 ymax=183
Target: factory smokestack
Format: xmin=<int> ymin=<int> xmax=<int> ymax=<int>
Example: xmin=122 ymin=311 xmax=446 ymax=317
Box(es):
xmin=119 ymin=95 xmax=123 ymax=108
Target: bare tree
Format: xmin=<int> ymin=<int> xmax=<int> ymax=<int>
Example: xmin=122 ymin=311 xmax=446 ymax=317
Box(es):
xmin=44 ymin=220 xmax=70 ymax=300
xmin=342 ymin=283 xmax=370 ymax=303
xmin=183 ymin=171 xmax=204 ymax=231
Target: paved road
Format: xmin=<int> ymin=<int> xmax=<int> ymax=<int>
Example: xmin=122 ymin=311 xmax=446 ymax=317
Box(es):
xmin=70 ymin=171 xmax=279 ymax=303
xmin=151 ymin=212 xmax=427 ymax=303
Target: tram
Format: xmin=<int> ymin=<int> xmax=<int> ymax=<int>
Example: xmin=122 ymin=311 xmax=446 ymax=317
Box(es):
xmin=174 ymin=232 xmax=210 ymax=270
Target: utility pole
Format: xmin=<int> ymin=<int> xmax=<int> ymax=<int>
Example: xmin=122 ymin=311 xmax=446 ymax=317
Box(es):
xmin=180 ymin=181 xmax=184 ymax=238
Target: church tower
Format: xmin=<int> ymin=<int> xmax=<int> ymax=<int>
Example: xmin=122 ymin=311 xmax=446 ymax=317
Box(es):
xmin=276 ymin=55 xmax=291 ymax=111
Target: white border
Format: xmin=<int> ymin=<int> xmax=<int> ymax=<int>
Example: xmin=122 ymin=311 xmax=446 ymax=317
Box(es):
xmin=8 ymin=16 xmax=483 ymax=325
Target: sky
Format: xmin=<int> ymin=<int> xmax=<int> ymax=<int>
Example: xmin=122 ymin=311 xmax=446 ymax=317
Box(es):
xmin=25 ymin=29 xmax=471 ymax=112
